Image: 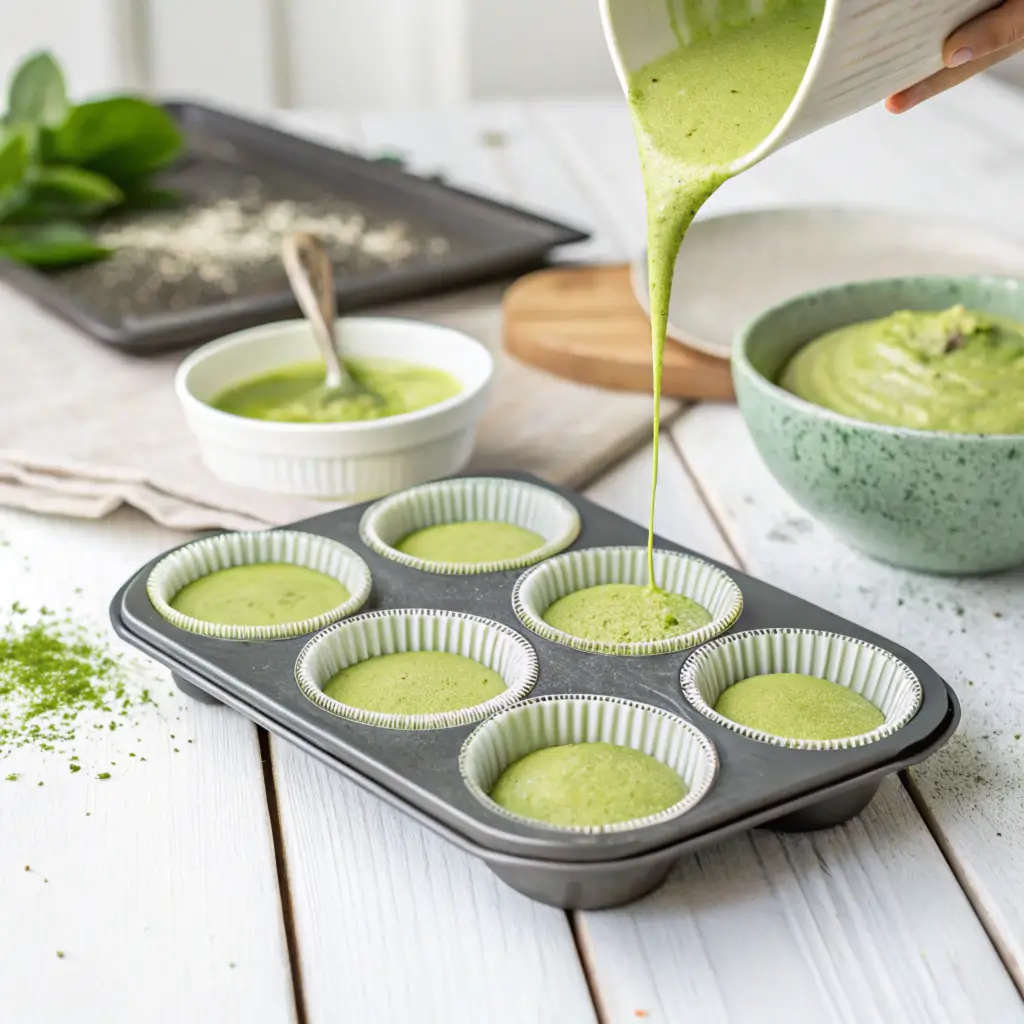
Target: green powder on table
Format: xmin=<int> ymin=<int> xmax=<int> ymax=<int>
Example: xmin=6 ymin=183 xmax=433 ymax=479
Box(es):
xmin=0 ymin=604 xmax=148 ymax=758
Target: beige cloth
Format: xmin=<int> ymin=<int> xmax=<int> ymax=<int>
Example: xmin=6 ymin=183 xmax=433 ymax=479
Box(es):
xmin=0 ymin=280 xmax=658 ymax=531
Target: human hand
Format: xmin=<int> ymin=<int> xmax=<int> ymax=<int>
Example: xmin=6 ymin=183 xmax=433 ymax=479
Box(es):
xmin=886 ymin=0 xmax=1024 ymax=113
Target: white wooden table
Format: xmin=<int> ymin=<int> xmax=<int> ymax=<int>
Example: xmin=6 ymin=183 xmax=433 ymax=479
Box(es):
xmin=2 ymin=77 xmax=1024 ymax=1024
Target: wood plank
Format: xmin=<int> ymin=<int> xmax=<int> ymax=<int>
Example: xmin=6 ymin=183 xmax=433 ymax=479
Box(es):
xmin=674 ymin=402 xmax=1024 ymax=990
xmin=584 ymin=436 xmax=734 ymax=564
xmin=580 ymin=439 xmax=1024 ymax=1021
xmin=581 ymin=776 xmax=1023 ymax=1024
xmin=279 ymin=101 xmax=614 ymax=262
xmin=503 ymin=265 xmax=734 ymax=399
xmin=270 ymin=742 xmax=597 ymax=1024
xmin=708 ymin=75 xmax=1024 ymax=232
xmin=357 ymin=101 xmax=621 ymax=263
xmin=0 ymin=509 xmax=296 ymax=1024
xmin=531 ymin=99 xmax=648 ymax=259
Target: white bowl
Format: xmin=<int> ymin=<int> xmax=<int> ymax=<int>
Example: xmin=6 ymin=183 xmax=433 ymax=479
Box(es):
xmin=175 ymin=317 xmax=494 ymax=500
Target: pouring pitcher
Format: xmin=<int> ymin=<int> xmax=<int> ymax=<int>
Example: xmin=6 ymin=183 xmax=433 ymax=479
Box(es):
xmin=600 ymin=0 xmax=999 ymax=174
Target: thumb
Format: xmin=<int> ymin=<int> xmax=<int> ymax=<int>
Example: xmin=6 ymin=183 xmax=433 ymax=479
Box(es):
xmin=944 ymin=0 xmax=1024 ymax=66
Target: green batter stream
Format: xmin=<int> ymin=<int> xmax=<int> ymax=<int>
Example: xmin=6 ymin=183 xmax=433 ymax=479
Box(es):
xmin=629 ymin=0 xmax=824 ymax=580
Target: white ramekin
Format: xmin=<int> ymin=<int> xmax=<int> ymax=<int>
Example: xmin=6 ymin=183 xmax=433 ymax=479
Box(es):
xmin=175 ymin=317 xmax=494 ymax=500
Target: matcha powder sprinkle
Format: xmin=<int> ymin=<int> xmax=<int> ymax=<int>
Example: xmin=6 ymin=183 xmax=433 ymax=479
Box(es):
xmin=0 ymin=605 xmax=148 ymax=756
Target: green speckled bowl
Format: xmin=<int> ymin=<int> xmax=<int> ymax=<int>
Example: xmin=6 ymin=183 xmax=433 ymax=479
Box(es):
xmin=733 ymin=276 xmax=1024 ymax=575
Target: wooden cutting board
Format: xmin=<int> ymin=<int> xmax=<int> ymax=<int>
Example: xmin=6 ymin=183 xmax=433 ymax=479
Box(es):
xmin=502 ymin=264 xmax=735 ymax=400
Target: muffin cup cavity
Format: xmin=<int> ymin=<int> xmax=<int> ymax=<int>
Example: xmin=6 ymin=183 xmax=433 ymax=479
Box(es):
xmin=295 ymin=609 xmax=539 ymax=730
xmin=147 ymin=529 xmax=372 ymax=640
xmin=680 ymin=628 xmax=924 ymax=751
xmin=512 ymin=546 xmax=743 ymax=656
xmin=359 ymin=476 xmax=581 ymax=574
xmin=460 ymin=694 xmax=718 ymax=834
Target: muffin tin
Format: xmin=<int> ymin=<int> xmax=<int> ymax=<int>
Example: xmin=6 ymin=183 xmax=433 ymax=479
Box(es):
xmin=109 ymin=472 xmax=959 ymax=909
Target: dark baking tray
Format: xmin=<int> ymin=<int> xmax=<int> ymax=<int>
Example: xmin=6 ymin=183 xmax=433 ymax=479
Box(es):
xmin=110 ymin=473 xmax=959 ymax=908
xmin=2 ymin=102 xmax=589 ymax=353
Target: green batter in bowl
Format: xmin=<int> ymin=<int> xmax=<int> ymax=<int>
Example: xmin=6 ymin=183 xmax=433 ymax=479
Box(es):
xmin=733 ymin=276 xmax=1024 ymax=574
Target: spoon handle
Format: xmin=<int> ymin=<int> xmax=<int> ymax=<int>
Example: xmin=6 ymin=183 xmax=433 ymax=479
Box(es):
xmin=282 ymin=231 xmax=348 ymax=390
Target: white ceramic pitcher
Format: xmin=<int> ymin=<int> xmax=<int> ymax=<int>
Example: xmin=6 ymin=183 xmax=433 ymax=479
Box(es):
xmin=600 ymin=0 xmax=998 ymax=173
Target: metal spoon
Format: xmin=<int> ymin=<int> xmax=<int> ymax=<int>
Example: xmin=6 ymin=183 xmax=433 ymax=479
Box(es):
xmin=281 ymin=230 xmax=382 ymax=406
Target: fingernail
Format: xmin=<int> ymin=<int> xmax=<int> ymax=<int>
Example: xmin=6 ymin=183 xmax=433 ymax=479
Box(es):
xmin=888 ymin=86 xmax=919 ymax=113
xmin=949 ymin=47 xmax=974 ymax=67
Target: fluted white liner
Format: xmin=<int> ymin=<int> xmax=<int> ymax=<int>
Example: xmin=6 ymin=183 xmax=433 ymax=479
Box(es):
xmin=681 ymin=628 xmax=924 ymax=751
xmin=147 ymin=529 xmax=372 ymax=640
xmin=359 ymin=476 xmax=581 ymax=574
xmin=513 ymin=545 xmax=742 ymax=656
xmin=460 ymin=694 xmax=718 ymax=834
xmin=295 ymin=609 xmax=539 ymax=730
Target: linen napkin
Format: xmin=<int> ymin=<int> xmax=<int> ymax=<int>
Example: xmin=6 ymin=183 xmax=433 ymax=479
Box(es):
xmin=0 ymin=280 xmax=660 ymax=531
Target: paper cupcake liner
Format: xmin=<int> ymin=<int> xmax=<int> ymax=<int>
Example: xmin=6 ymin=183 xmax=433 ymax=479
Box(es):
xmin=460 ymin=694 xmax=718 ymax=834
xmin=512 ymin=546 xmax=743 ymax=656
xmin=147 ymin=529 xmax=372 ymax=640
xmin=359 ymin=476 xmax=581 ymax=575
xmin=680 ymin=628 xmax=924 ymax=751
xmin=295 ymin=609 xmax=539 ymax=730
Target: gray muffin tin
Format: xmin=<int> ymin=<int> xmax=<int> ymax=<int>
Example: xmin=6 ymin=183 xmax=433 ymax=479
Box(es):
xmin=109 ymin=472 xmax=959 ymax=909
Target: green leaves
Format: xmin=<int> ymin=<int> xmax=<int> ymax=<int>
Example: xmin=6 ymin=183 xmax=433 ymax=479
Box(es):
xmin=53 ymin=98 xmax=182 ymax=184
xmin=6 ymin=53 xmax=67 ymax=129
xmin=15 ymin=166 xmax=124 ymax=222
xmin=0 ymin=51 xmax=182 ymax=269
xmin=35 ymin=165 xmax=122 ymax=204
xmin=0 ymin=131 xmax=28 ymax=191
xmin=0 ymin=223 xmax=110 ymax=267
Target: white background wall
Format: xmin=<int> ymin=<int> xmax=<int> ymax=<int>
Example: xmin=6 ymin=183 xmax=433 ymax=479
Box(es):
xmin=0 ymin=0 xmax=619 ymax=110
xmin=0 ymin=0 xmax=1020 ymax=110
xmin=1 ymin=1 xmax=137 ymax=97
xmin=466 ymin=0 xmax=618 ymax=99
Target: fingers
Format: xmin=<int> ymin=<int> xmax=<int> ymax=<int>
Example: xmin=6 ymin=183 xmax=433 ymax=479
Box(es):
xmin=886 ymin=37 xmax=1024 ymax=112
xmin=944 ymin=0 xmax=1024 ymax=66
xmin=887 ymin=0 xmax=1024 ymax=113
